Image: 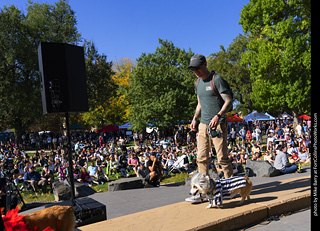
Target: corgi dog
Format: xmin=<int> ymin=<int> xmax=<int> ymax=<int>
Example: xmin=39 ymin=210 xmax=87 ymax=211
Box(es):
xmin=189 ymin=172 xmax=252 ymax=209
xmin=23 ymin=205 xmax=75 ymax=231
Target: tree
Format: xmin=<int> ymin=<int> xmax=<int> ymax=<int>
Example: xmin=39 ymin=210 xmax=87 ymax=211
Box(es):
xmin=81 ymin=41 xmax=115 ymax=128
xmin=128 ymin=39 xmax=196 ymax=131
xmin=0 ymin=0 xmax=81 ymax=142
xmin=110 ymin=57 xmax=135 ymax=124
xmin=207 ymin=34 xmax=253 ymax=114
xmin=239 ymin=0 xmax=311 ymax=121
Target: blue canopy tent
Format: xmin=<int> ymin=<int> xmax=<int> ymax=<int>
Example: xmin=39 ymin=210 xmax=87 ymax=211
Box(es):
xmin=119 ymin=122 xmax=133 ymax=129
xmin=243 ymin=110 xmax=271 ymax=121
xmin=264 ymin=112 xmax=276 ymax=120
xmin=69 ymin=123 xmax=85 ymax=130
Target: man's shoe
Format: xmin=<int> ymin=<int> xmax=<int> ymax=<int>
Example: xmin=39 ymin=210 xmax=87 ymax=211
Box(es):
xmin=185 ymin=193 xmax=207 ymax=204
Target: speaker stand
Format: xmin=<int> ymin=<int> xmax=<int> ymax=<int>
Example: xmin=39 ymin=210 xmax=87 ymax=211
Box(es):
xmin=65 ymin=112 xmax=76 ymax=206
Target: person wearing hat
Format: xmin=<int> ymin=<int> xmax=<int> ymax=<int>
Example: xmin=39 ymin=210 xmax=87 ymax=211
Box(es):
xmin=186 ymin=54 xmax=233 ymax=203
xmin=23 ymin=166 xmax=47 ymax=195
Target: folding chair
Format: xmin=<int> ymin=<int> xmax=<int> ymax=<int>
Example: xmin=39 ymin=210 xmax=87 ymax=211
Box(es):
xmin=168 ymin=154 xmax=188 ymax=175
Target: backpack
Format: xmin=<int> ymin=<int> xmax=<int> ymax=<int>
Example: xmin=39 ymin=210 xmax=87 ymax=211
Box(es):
xmin=195 ymin=71 xmax=233 ymax=112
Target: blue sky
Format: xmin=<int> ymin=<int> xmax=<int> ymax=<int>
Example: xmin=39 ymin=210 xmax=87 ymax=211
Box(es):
xmin=1 ymin=0 xmax=250 ymax=62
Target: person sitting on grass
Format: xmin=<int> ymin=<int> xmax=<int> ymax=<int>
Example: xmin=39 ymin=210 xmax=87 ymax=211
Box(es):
xmin=24 ymin=166 xmax=47 ymax=195
xmin=80 ymin=167 xmax=98 ymax=187
xmin=274 ymin=145 xmax=298 ymax=174
xmin=127 ymin=154 xmax=139 ymax=175
xmin=88 ymin=162 xmax=98 ymax=178
xmin=298 ymin=147 xmax=310 ymax=164
xmin=58 ymin=163 xmax=68 ymax=181
xmin=94 ymin=166 xmax=109 ymax=184
xmin=165 ymin=154 xmax=175 ymax=171
xmin=136 ymin=162 xmax=148 ymax=179
xmin=42 ymin=164 xmax=54 ymax=192
xmin=264 ymin=150 xmax=274 ymax=164
xmin=251 ymin=152 xmax=261 ymax=161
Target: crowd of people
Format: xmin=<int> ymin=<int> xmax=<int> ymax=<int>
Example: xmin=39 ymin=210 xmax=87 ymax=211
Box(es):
xmin=0 ymin=118 xmax=311 ymax=198
xmin=225 ymin=120 xmax=311 ymax=170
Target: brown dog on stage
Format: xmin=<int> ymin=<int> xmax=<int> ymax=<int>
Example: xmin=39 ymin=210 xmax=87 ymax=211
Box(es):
xmin=23 ymin=205 xmax=75 ymax=231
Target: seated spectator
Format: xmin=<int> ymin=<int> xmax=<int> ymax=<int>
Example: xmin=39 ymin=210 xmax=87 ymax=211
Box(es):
xmin=108 ymin=155 xmax=128 ymax=177
xmin=127 ymin=154 xmax=139 ymax=174
xmin=12 ymin=165 xmax=24 ymax=189
xmin=274 ymin=145 xmax=298 ymax=174
xmin=116 ymin=154 xmax=129 ymax=177
xmin=80 ymin=167 xmax=97 ymax=186
xmin=136 ymin=162 xmax=148 ymax=179
xmin=94 ymin=166 xmax=109 ymax=184
xmin=54 ymin=159 xmax=62 ymax=173
xmin=287 ymin=144 xmax=295 ymax=155
xmin=88 ymin=162 xmax=98 ymax=177
xmin=252 ymin=145 xmax=260 ymax=156
xmin=166 ymin=154 xmax=175 ymax=170
xmin=42 ymin=164 xmax=54 ymax=192
xmin=264 ymin=150 xmax=274 ymax=163
xmin=252 ymin=152 xmax=261 ymax=161
xmin=239 ymin=150 xmax=247 ymax=164
xmin=298 ymin=148 xmax=310 ymax=163
xmin=78 ymin=154 xmax=87 ymax=168
xmin=24 ymin=166 xmax=47 ymax=195
xmin=267 ymin=140 xmax=275 ymax=152
xmin=291 ymin=151 xmax=300 ymax=162
xmin=38 ymin=155 xmax=47 ymax=167
xmin=58 ymin=163 xmax=68 ymax=181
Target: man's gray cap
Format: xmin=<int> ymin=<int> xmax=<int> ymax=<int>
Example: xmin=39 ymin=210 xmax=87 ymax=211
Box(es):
xmin=188 ymin=54 xmax=206 ymax=68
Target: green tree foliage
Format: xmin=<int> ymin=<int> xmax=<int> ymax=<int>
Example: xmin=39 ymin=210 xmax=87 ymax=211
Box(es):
xmin=0 ymin=0 xmax=80 ymax=140
xmin=239 ymin=0 xmax=311 ymax=119
xmin=128 ymin=39 xmax=196 ymax=130
xmin=81 ymin=41 xmax=115 ymax=129
xmin=207 ymin=34 xmax=253 ymax=114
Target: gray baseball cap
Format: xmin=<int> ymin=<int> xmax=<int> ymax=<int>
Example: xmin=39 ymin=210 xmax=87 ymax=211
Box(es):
xmin=188 ymin=54 xmax=206 ymax=68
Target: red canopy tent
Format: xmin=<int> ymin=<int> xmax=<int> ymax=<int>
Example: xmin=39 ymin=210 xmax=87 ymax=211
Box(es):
xmin=96 ymin=124 xmax=119 ymax=133
xmin=299 ymin=115 xmax=311 ymax=120
xmin=227 ymin=115 xmax=243 ymax=122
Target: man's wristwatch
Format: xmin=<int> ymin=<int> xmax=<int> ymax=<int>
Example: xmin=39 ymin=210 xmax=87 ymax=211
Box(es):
xmin=216 ymin=113 xmax=221 ymax=119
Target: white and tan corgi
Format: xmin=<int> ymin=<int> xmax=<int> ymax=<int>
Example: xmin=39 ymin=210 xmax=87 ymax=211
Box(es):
xmin=189 ymin=172 xmax=252 ymax=209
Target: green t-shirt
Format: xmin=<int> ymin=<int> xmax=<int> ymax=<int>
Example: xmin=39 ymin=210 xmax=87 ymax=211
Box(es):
xmin=196 ymin=72 xmax=228 ymax=124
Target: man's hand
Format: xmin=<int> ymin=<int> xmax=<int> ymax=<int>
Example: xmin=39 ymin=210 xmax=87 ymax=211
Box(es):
xmin=209 ymin=115 xmax=219 ymax=128
xmin=190 ymin=120 xmax=197 ymax=131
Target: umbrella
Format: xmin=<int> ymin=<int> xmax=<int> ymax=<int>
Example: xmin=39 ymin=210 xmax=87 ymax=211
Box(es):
xmin=227 ymin=115 xmax=243 ymax=122
xmin=299 ymin=115 xmax=311 ymax=120
xmin=96 ymin=124 xmax=119 ymax=133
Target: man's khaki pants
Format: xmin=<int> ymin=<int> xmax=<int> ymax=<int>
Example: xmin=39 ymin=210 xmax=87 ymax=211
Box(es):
xmin=197 ymin=123 xmax=233 ymax=178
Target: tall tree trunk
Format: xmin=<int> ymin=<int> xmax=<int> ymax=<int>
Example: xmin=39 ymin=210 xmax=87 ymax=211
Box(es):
xmin=292 ymin=110 xmax=298 ymax=129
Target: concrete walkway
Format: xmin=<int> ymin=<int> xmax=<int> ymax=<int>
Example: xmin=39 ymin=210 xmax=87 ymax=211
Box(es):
xmin=75 ymin=174 xmax=311 ymax=231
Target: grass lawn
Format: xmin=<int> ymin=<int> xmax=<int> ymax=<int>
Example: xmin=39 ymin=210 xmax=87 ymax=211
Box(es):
xmin=20 ymin=192 xmax=55 ymax=204
xmin=161 ymin=172 xmax=189 ymax=185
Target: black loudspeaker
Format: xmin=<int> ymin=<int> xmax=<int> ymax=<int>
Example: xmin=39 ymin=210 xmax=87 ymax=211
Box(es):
xmin=73 ymin=198 xmax=107 ymax=227
xmin=38 ymin=42 xmax=89 ymax=114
